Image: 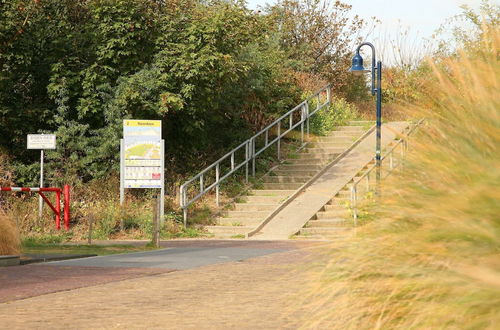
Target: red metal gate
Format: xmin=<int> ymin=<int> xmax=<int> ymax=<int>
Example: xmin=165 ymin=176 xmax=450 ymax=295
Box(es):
xmin=0 ymin=185 xmax=70 ymax=230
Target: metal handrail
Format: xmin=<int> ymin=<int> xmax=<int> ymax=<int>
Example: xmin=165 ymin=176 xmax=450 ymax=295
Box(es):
xmin=180 ymin=84 xmax=332 ymax=226
xmin=350 ymin=119 xmax=424 ymax=224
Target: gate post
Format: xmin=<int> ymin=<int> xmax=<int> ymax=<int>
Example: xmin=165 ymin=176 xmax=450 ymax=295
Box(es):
xmin=64 ymin=185 xmax=70 ymax=231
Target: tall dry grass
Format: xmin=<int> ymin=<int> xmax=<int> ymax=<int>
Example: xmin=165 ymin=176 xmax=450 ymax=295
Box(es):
xmin=291 ymin=27 xmax=499 ymax=328
xmin=0 ymin=211 xmax=20 ymax=255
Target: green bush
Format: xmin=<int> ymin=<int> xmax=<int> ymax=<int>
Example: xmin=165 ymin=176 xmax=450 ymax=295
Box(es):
xmin=309 ymin=98 xmax=359 ymax=136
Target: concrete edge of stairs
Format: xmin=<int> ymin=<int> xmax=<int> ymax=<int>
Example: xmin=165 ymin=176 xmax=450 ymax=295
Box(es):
xmin=245 ymin=123 xmax=377 ymax=238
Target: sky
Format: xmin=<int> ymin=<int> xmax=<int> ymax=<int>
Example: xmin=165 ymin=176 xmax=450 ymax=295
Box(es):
xmin=246 ymin=0 xmax=498 ymax=64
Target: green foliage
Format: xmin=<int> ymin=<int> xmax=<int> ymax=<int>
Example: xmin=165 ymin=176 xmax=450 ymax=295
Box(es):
xmin=309 ymin=98 xmax=359 ymax=136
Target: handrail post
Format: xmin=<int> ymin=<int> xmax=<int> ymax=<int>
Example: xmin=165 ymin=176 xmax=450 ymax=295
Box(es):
xmin=305 ymin=102 xmax=310 ymax=139
xmin=245 ymin=142 xmax=249 ymax=183
xmin=200 ymin=174 xmax=204 ymax=194
xmin=300 ymin=105 xmax=305 ymax=146
xmin=215 ymin=163 xmax=220 ymax=207
xmin=231 ymin=152 xmax=235 ymax=170
xmin=351 ymin=185 xmax=357 ymax=226
xmin=251 ymin=138 xmax=256 ymax=177
xmin=277 ymin=122 xmax=281 ymax=160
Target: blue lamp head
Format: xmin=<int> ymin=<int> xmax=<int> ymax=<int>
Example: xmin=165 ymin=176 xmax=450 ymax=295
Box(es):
xmin=349 ymin=53 xmax=370 ymax=75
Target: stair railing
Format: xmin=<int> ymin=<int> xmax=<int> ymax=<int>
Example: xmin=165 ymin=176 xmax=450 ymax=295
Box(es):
xmin=350 ymin=119 xmax=424 ymax=224
xmin=179 ymin=84 xmax=332 ymax=226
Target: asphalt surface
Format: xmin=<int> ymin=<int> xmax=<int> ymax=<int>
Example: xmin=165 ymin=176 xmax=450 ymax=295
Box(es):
xmin=46 ymin=246 xmax=286 ymax=269
xmin=1 ymin=240 xmax=323 ymax=303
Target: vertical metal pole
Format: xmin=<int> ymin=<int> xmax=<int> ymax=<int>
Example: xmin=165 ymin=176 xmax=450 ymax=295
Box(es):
xmin=160 ymin=139 xmax=165 ymax=226
xmin=215 ymin=163 xmax=220 ymax=207
xmin=306 ymin=103 xmax=310 ymax=138
xmin=63 ymin=184 xmax=70 ymax=230
xmin=152 ymin=193 xmax=160 ymax=248
xmin=375 ymin=61 xmax=382 ymax=197
xmin=300 ymin=106 xmax=304 ymax=146
xmin=231 ymin=152 xmax=235 ymax=170
xmin=251 ymin=138 xmax=255 ymax=177
xmin=55 ymin=190 xmax=61 ymax=230
xmin=351 ymin=185 xmax=357 ymax=226
xmin=38 ymin=150 xmax=44 ymax=220
xmin=277 ymin=122 xmax=281 ymax=160
xmin=265 ymin=130 xmax=268 ymax=146
xmin=245 ymin=142 xmax=249 ymax=183
xmin=119 ymin=139 xmax=125 ymax=231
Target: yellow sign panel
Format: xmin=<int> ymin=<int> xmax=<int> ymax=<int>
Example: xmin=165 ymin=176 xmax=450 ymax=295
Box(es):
xmin=124 ymin=120 xmax=161 ymax=128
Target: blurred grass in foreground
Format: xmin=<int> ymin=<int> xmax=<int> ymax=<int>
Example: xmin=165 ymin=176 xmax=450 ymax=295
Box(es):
xmin=291 ymin=26 xmax=499 ymax=329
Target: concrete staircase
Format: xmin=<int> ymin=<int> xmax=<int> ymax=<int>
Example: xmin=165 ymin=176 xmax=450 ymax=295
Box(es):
xmin=205 ymin=122 xmax=372 ymax=238
xmin=295 ymin=160 xmax=374 ymax=240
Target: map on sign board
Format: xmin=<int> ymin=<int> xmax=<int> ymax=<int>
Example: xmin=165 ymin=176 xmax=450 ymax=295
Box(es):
xmin=123 ymin=120 xmax=162 ymax=188
xmin=27 ymin=134 xmax=56 ymax=149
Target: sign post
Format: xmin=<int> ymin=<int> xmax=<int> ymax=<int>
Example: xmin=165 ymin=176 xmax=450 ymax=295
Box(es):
xmin=120 ymin=120 xmax=165 ymax=230
xmin=27 ymin=134 xmax=56 ymax=221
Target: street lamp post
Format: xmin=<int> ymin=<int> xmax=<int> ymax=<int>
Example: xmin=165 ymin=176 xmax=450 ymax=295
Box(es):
xmin=349 ymin=42 xmax=382 ymax=195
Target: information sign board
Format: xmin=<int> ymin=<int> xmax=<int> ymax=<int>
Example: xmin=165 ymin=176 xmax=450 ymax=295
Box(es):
xmin=122 ymin=120 xmax=162 ymax=188
xmin=27 ymin=134 xmax=56 ymax=149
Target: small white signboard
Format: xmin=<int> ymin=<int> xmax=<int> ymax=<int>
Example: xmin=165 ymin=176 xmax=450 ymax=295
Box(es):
xmin=27 ymin=134 xmax=56 ymax=149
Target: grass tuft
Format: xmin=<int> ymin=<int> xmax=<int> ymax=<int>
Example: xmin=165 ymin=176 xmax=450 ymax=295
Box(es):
xmin=291 ymin=26 xmax=500 ymax=329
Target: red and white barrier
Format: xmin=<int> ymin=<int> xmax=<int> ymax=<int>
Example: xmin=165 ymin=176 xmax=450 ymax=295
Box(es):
xmin=0 ymin=185 xmax=70 ymax=230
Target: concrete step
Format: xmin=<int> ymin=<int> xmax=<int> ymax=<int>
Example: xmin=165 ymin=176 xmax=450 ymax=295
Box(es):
xmin=299 ymin=227 xmax=352 ymax=235
xmin=224 ymin=210 xmax=270 ymax=218
xmin=309 ymin=142 xmax=351 ymax=149
xmin=249 ymin=189 xmax=295 ymax=196
xmin=349 ymin=120 xmax=374 ymax=125
xmin=296 ymin=153 xmax=338 ymax=160
xmin=206 ymin=225 xmax=253 ymax=235
xmin=283 ymin=158 xmax=325 ymax=165
xmin=305 ymin=147 xmax=345 ymax=154
xmin=279 ymin=164 xmax=324 ymax=170
xmin=335 ymin=190 xmax=351 ymax=197
xmin=262 ymin=182 xmax=303 ymax=190
xmin=216 ymin=217 xmax=262 ymax=226
xmin=233 ymin=203 xmax=277 ymax=212
xmin=306 ymin=218 xmax=349 ymax=227
xmin=311 ymin=136 xmax=354 ymax=143
xmin=328 ymin=198 xmax=351 ymax=207
xmin=272 ymin=169 xmax=319 ymax=176
xmin=241 ymin=195 xmax=287 ymax=203
xmin=335 ymin=126 xmax=364 ymax=131
xmin=323 ymin=204 xmax=350 ymax=213
xmin=263 ymin=176 xmax=311 ymax=184
xmin=316 ymin=211 xmax=351 ymax=219
xmin=327 ymin=131 xmax=363 ymax=137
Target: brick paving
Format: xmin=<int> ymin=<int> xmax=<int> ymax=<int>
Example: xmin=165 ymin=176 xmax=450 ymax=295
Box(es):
xmin=0 ymin=265 xmax=172 ymax=303
xmin=0 ymin=241 xmax=323 ymax=329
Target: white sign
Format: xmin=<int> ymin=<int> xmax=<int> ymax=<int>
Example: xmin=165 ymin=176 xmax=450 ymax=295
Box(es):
xmin=122 ymin=120 xmax=162 ymax=189
xmin=27 ymin=134 xmax=56 ymax=149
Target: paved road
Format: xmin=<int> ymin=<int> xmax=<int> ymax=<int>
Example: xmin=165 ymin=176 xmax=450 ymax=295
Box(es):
xmin=0 ymin=240 xmax=326 ymax=329
xmin=48 ymin=246 xmax=286 ymax=269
